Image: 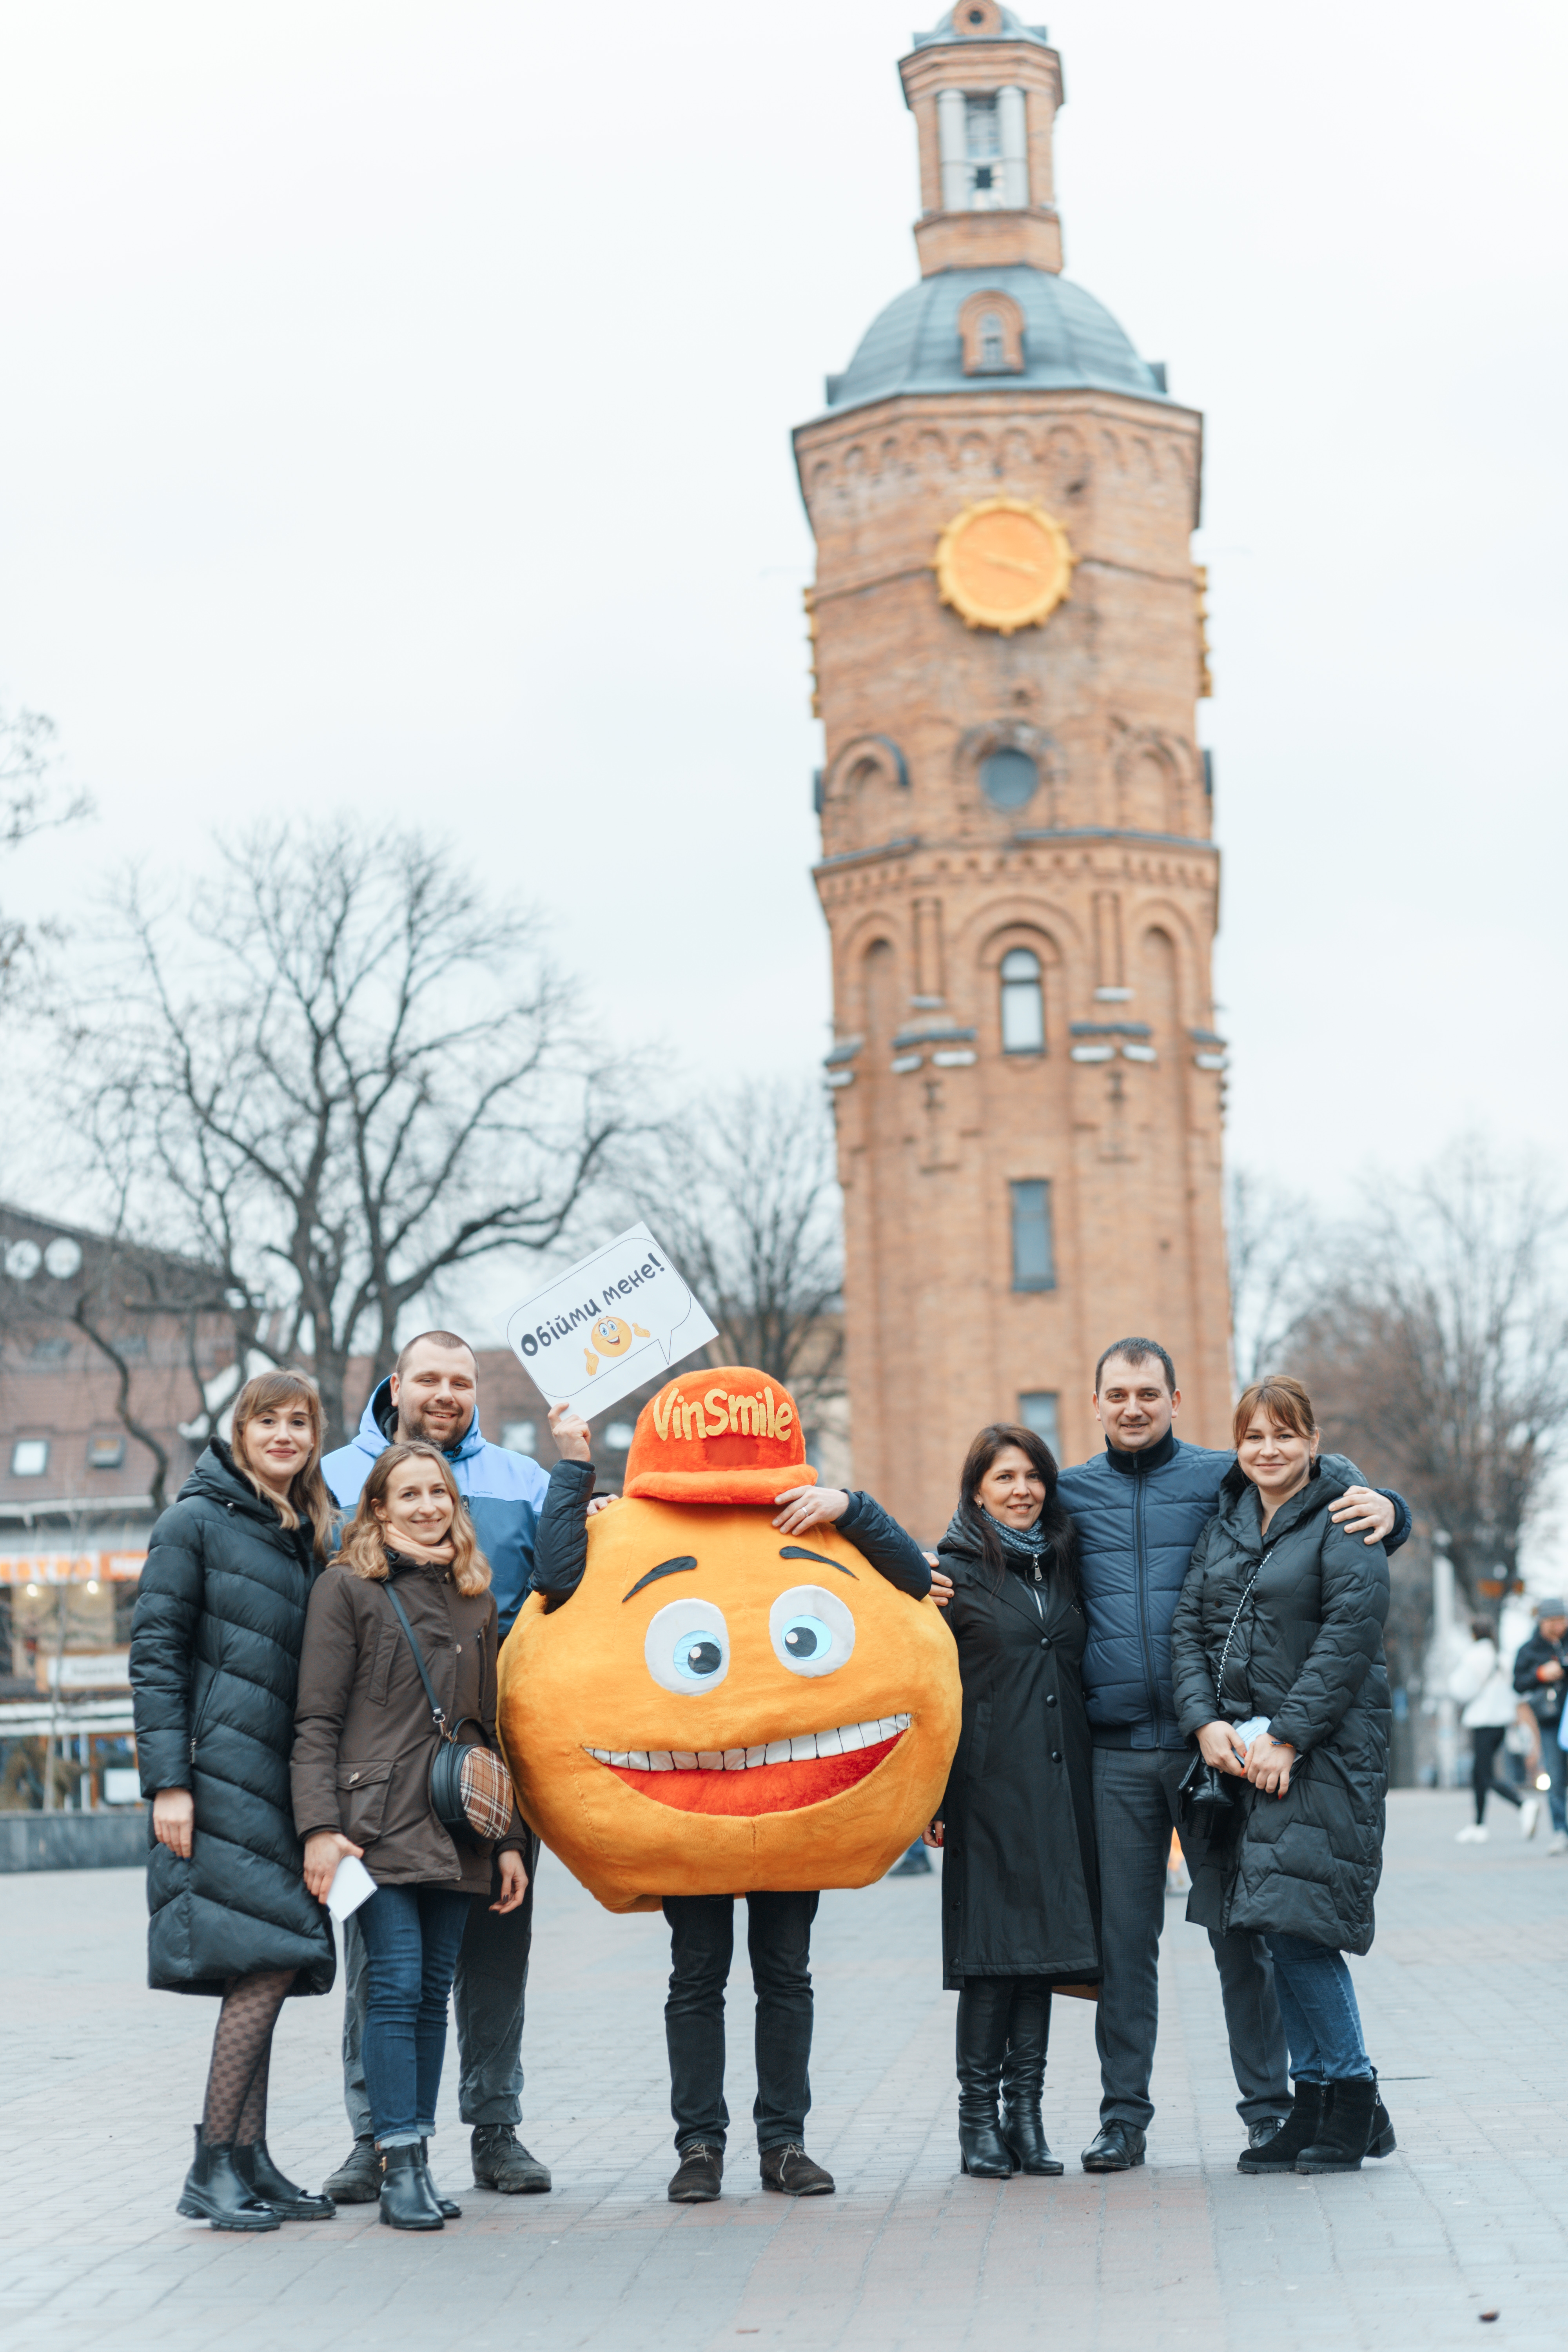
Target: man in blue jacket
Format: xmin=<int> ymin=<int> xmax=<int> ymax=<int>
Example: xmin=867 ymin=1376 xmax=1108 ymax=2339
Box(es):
xmin=1061 ymin=1338 xmax=1410 ymax=2173
xmin=319 ymin=1329 xmax=553 ymax=2202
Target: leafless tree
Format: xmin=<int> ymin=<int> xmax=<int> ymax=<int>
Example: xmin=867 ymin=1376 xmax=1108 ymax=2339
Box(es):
xmin=0 ymin=705 xmax=92 ymax=1003
xmin=59 ymin=819 xmax=632 ymax=1448
xmin=1298 ymin=1141 xmax=1568 ymax=1621
xmin=620 ymin=1080 xmax=844 ymax=1417
xmin=1227 ymin=1167 xmax=1328 ymax=1390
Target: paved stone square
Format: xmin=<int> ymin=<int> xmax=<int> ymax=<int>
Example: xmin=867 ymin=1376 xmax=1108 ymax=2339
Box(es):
xmin=2 ymin=1790 xmax=1565 ymax=2350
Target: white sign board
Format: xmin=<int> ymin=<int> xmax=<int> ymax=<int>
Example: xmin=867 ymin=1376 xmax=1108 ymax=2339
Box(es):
xmin=504 ymin=1225 xmax=718 ymax=1421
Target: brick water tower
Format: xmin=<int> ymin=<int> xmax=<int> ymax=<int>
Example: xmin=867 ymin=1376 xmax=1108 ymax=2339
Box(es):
xmin=795 ymin=2 xmax=1231 ymax=1534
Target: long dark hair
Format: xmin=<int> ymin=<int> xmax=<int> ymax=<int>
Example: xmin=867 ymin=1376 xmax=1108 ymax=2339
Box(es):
xmin=958 ymin=1422 xmax=1077 ymax=1599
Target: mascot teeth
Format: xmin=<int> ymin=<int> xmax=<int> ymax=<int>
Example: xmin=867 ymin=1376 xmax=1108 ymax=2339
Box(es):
xmin=584 ymin=1715 xmax=912 ymax=1769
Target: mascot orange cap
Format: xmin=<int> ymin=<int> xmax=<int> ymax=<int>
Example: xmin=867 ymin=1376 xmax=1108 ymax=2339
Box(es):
xmin=624 ymin=1366 xmax=817 ymax=1506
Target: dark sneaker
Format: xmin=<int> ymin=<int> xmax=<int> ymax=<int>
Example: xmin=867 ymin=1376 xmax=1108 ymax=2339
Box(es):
xmin=1247 ymin=2116 xmax=1289 ymax=2150
xmin=1081 ymin=2123 xmax=1147 ymax=2172
xmin=321 ymin=2135 xmax=381 ymax=2205
xmin=760 ymin=2143 xmax=835 ymax=2196
xmin=470 ymin=2125 xmax=551 ymax=2194
xmin=668 ymin=2143 xmax=724 ymax=2203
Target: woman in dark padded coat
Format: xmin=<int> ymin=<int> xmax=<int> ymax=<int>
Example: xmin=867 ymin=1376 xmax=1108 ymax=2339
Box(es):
xmin=130 ymin=1371 xmax=336 ymax=2233
xmin=1171 ymin=1375 xmax=1396 ymax=2177
xmin=927 ymin=1424 xmax=1099 ymax=2179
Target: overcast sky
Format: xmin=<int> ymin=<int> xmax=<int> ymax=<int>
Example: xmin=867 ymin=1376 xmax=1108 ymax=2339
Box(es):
xmin=2 ymin=0 xmax=1565 ymax=1221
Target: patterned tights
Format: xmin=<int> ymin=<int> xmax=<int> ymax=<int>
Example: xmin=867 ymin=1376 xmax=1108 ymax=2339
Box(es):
xmin=201 ymin=1968 xmax=296 ymax=2146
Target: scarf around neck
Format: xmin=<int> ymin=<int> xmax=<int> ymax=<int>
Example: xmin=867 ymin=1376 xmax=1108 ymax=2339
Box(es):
xmin=981 ymin=1506 xmax=1049 ymax=1578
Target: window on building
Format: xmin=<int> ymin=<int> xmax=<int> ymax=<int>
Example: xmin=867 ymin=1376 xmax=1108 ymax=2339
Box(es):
xmin=88 ymin=1434 xmax=127 ymax=1470
xmin=978 ymin=310 xmax=1006 ymax=368
xmin=603 ymin=1422 xmax=635 ymax=1452
xmin=11 ymin=1439 xmax=49 ymax=1477
xmin=29 ymin=1337 xmax=71 ymax=1363
xmin=1000 ymin=948 xmax=1045 ymax=1053
xmin=501 ymin=1421 xmax=537 ymax=1456
xmin=979 ymin=746 xmax=1037 ymax=809
xmin=1010 ymin=1181 xmax=1055 ymax=1292
xmin=1018 ymin=1392 xmax=1060 ymax=1457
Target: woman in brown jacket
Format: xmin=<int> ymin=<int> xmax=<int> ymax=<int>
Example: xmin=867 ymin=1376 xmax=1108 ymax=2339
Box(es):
xmin=292 ymin=1441 xmax=526 ymax=2231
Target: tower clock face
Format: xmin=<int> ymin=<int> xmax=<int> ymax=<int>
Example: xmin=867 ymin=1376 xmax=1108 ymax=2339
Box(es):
xmin=933 ymin=497 xmax=1076 ymax=635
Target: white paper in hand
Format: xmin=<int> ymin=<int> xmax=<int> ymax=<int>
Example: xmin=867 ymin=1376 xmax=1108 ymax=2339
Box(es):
xmin=326 ymin=1852 xmax=377 ymax=1921
xmin=504 ymin=1224 xmax=718 ymax=1420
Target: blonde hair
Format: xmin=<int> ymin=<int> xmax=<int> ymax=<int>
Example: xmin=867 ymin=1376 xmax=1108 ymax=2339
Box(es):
xmin=336 ymin=1441 xmax=491 ymax=1598
xmin=230 ymin=1371 xmax=336 ymax=1561
xmin=1232 ymin=1374 xmax=1319 ymax=1451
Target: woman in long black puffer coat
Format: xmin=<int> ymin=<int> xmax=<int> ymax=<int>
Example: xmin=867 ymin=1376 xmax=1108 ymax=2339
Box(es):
xmin=131 ymin=1371 xmax=337 ymax=2232
xmin=1170 ymin=1374 xmax=1397 ymax=2178
xmin=928 ymin=1423 xmax=1100 ymax=2178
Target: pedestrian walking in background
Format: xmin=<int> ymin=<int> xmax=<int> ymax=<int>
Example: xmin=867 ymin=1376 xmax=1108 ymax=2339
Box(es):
xmin=293 ymin=1441 xmax=528 ymax=2231
xmin=1059 ymin=1339 xmax=1410 ymax=2174
xmin=1513 ymin=1601 xmax=1568 ymax=1856
xmin=926 ymin=1424 xmax=1099 ymax=2179
xmin=319 ymin=1331 xmax=552 ymax=2200
xmin=1451 ymin=1619 xmax=1539 ymax=1844
xmin=130 ymin=1372 xmax=338 ymax=2233
xmin=1171 ymin=1375 xmax=1397 ymax=2177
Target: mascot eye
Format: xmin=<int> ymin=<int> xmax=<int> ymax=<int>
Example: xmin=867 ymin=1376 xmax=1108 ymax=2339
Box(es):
xmin=643 ymin=1596 xmax=731 ymax=1694
xmin=769 ymin=1584 xmax=856 ymax=1678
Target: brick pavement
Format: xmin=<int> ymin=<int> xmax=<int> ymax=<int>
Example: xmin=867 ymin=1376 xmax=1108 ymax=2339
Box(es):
xmin=2 ymin=1791 xmax=1565 ymax=2350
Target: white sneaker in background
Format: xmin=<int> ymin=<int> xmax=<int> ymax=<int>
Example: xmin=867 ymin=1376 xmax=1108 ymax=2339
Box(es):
xmin=1455 ymin=1824 xmax=1488 ymax=1843
xmin=1520 ymin=1795 xmax=1542 ymax=1840
xmin=1548 ymin=1831 xmax=1568 ymax=1858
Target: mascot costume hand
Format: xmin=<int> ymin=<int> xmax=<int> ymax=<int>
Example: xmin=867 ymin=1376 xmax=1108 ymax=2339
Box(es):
xmin=497 ymin=1367 xmax=961 ymax=1912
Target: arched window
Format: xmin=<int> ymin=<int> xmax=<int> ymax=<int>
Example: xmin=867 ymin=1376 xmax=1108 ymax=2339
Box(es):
xmin=978 ymin=311 xmax=1005 ymax=368
xmin=1000 ymin=947 xmax=1044 ymax=1053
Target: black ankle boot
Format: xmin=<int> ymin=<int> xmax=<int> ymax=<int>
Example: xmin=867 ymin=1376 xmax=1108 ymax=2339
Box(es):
xmin=1236 ymin=2082 xmax=1325 ymax=2173
xmin=956 ymin=1981 xmax=1018 ymax=2178
xmin=419 ymin=2139 xmax=462 ymax=2219
xmin=999 ymin=1985 xmax=1062 ymax=2175
xmin=232 ymin=2139 xmax=336 ymax=2220
xmin=176 ymin=2125 xmax=282 ymax=2232
xmin=1296 ymin=2074 xmax=1388 ymax=2173
xmin=377 ymin=2141 xmax=446 ymax=2229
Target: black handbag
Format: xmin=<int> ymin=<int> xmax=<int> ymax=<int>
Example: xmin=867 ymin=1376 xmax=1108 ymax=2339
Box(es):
xmin=381 ymin=1581 xmax=514 ymax=1848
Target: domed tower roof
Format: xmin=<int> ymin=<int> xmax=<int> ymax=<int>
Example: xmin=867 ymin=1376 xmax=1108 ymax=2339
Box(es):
xmin=910 ymin=6 xmax=1053 ymax=49
xmin=823 ymin=264 xmax=1164 ymax=415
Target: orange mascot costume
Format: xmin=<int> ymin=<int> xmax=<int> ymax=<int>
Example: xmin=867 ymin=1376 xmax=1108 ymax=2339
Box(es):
xmin=497 ymin=1367 xmax=961 ymax=1913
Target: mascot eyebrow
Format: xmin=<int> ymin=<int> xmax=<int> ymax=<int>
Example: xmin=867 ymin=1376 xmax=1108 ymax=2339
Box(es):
xmin=779 ymin=1545 xmax=857 ymax=1579
xmin=622 ymin=1556 xmax=699 ymax=1602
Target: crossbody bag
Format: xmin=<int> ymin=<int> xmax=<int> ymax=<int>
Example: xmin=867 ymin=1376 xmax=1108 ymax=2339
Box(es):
xmin=381 ymin=1581 xmax=514 ymax=1848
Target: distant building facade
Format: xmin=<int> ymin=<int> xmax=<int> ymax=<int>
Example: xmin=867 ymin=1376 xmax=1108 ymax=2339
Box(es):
xmin=796 ymin=5 xmax=1230 ymax=1535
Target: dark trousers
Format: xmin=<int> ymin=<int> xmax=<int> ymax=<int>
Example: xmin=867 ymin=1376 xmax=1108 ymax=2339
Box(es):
xmin=1092 ymin=1745 xmax=1290 ymax=2132
xmin=1472 ymin=1726 xmax=1523 ymax=1822
xmin=662 ymin=1891 xmax=818 ymax=2156
xmin=341 ymin=1834 xmax=538 ymax=2136
xmin=357 ymin=1883 xmax=474 ymax=2145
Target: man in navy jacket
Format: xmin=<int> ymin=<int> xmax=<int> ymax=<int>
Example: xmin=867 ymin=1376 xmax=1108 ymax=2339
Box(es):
xmin=1060 ymin=1338 xmax=1410 ymax=2172
xmin=318 ymin=1330 xmax=553 ymax=2203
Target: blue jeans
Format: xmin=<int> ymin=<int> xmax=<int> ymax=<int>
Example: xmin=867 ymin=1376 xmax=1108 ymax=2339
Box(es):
xmin=1265 ymin=1932 xmax=1372 ymax=2084
xmin=358 ymin=1884 xmax=474 ymax=2147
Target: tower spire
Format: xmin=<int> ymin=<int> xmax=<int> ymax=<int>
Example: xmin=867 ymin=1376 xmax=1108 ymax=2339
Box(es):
xmin=900 ymin=5 xmax=1064 ymax=277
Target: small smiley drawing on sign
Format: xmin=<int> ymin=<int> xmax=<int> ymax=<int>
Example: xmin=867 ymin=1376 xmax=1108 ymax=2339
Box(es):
xmin=583 ymin=1315 xmax=651 ymax=1379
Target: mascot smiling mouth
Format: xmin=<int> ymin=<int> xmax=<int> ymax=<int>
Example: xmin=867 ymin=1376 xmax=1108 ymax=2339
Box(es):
xmin=583 ymin=1713 xmax=912 ymax=1817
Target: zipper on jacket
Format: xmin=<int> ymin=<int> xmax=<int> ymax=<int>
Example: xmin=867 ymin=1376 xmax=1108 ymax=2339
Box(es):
xmin=1132 ymin=1469 xmax=1163 ymax=1742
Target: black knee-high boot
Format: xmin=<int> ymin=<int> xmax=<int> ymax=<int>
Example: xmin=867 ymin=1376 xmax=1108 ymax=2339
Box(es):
xmin=956 ymin=1980 xmax=1017 ymax=2177
xmin=999 ymin=1983 xmax=1062 ymax=2175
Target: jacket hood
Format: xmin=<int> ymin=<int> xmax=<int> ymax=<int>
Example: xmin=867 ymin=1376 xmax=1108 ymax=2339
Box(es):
xmin=1215 ymin=1452 xmax=1353 ymax=1540
xmin=357 ymin=1375 xmax=488 ymax=1465
xmin=938 ymin=1504 xmax=984 ymax=1564
xmin=180 ymin=1438 xmax=289 ymax=1528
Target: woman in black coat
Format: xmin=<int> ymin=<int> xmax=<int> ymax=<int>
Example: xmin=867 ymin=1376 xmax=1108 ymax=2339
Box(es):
xmin=131 ymin=1371 xmax=337 ymax=2232
xmin=1170 ymin=1375 xmax=1396 ymax=2177
xmin=927 ymin=1423 xmax=1099 ymax=2178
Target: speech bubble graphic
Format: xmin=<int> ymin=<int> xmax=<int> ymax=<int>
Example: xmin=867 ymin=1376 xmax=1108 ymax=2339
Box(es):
xmin=503 ymin=1224 xmax=719 ymax=1419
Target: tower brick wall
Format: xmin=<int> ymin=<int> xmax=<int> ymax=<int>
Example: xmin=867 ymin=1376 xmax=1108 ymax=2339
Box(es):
xmin=793 ymin=9 xmax=1231 ymax=1539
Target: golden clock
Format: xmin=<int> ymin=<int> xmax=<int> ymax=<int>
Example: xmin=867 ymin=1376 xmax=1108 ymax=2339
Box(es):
xmin=933 ymin=497 xmax=1076 ymax=635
